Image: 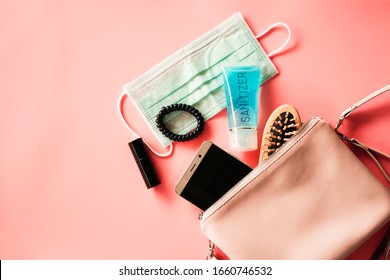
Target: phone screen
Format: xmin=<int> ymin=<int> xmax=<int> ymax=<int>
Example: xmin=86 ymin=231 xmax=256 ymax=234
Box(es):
xmin=176 ymin=141 xmax=252 ymax=211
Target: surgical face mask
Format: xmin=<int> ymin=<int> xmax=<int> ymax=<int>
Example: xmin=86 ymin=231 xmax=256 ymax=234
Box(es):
xmin=118 ymin=12 xmax=291 ymax=157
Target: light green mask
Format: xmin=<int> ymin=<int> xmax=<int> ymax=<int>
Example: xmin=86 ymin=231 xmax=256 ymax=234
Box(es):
xmin=123 ymin=12 xmax=289 ymax=148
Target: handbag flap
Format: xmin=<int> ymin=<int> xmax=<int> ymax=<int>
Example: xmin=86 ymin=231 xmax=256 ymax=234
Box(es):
xmin=200 ymin=116 xmax=390 ymax=259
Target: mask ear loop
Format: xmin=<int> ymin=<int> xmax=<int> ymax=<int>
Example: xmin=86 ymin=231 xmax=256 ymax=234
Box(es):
xmin=117 ymin=92 xmax=173 ymax=157
xmin=256 ymin=22 xmax=291 ymax=58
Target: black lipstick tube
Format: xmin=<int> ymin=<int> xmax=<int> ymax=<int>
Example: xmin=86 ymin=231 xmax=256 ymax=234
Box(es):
xmin=128 ymin=138 xmax=160 ymax=189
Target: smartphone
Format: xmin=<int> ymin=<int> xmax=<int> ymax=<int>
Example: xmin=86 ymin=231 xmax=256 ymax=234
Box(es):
xmin=175 ymin=141 xmax=252 ymax=211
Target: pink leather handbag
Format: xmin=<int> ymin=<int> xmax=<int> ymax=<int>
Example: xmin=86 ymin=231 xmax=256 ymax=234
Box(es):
xmin=200 ymin=86 xmax=390 ymax=260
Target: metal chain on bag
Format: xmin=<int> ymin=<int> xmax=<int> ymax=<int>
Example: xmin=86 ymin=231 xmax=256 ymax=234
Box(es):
xmin=199 ymin=212 xmax=218 ymax=260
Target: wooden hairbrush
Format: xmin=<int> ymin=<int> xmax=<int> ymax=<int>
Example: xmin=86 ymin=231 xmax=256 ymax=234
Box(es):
xmin=260 ymin=104 xmax=302 ymax=162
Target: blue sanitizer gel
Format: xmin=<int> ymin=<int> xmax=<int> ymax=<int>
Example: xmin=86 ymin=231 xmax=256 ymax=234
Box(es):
xmin=222 ymin=66 xmax=261 ymax=151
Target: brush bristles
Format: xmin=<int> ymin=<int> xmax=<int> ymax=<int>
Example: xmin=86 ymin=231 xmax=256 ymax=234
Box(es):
xmin=263 ymin=112 xmax=300 ymax=156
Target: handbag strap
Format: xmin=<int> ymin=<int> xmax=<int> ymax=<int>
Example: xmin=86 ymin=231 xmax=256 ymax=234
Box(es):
xmin=335 ymin=85 xmax=390 ymax=260
xmin=335 ymin=85 xmax=390 ymax=130
xmin=334 ymin=85 xmax=390 ymax=184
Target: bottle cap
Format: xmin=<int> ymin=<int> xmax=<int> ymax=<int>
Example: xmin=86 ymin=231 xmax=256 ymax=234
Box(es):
xmin=229 ymin=128 xmax=258 ymax=151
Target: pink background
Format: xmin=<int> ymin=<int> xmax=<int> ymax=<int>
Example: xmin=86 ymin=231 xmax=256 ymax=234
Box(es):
xmin=1 ymin=0 xmax=389 ymax=259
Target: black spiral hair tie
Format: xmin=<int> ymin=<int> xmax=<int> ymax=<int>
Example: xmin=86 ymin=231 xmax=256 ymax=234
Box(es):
xmin=155 ymin=103 xmax=205 ymax=142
